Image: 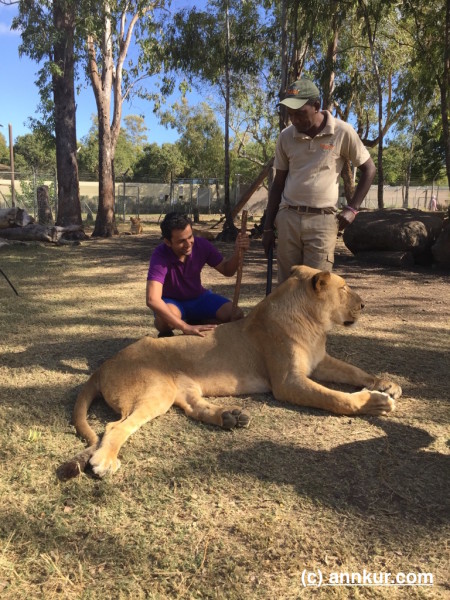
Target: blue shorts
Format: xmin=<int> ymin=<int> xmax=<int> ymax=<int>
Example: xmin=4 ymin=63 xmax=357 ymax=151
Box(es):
xmin=162 ymin=290 xmax=230 ymax=323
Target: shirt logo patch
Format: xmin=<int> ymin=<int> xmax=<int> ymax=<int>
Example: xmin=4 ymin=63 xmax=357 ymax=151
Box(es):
xmin=320 ymin=143 xmax=335 ymax=151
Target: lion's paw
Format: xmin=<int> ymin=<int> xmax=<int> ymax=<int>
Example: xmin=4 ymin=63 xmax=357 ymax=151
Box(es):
xmin=360 ymin=390 xmax=396 ymax=416
xmin=221 ymin=408 xmax=251 ymax=430
xmin=89 ymin=450 xmax=121 ymax=478
xmin=372 ymin=378 xmax=402 ymax=399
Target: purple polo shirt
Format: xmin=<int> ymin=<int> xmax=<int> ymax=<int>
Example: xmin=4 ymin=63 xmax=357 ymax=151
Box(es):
xmin=147 ymin=237 xmax=224 ymax=300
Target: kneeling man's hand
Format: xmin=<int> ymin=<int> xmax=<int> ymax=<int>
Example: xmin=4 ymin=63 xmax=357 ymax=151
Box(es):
xmin=182 ymin=323 xmax=217 ymax=337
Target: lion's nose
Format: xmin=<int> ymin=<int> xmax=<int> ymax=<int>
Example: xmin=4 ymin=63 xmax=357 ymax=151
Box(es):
xmin=361 ymin=302 xmax=365 ymax=310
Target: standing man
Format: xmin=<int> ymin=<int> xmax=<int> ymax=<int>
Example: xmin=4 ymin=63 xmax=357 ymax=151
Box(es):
xmin=262 ymin=78 xmax=376 ymax=282
xmin=147 ymin=212 xmax=249 ymax=337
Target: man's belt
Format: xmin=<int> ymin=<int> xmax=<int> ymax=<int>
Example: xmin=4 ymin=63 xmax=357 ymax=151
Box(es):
xmin=285 ymin=204 xmax=336 ymax=215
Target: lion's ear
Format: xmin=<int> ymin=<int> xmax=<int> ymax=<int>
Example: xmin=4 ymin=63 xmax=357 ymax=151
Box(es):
xmin=312 ymin=271 xmax=331 ymax=294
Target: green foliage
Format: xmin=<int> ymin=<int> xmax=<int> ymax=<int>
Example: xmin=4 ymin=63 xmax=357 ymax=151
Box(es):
xmin=14 ymin=131 xmax=56 ymax=172
xmin=132 ymin=143 xmax=186 ymax=182
xmin=169 ymin=0 xmax=264 ymax=83
xmin=160 ymin=101 xmax=225 ymax=181
xmin=15 ymin=176 xmax=55 ymax=212
xmin=0 ymin=132 xmax=9 ymax=164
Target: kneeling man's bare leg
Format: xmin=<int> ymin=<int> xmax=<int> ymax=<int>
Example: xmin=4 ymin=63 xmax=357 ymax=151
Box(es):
xmin=216 ymin=301 xmax=244 ymax=323
xmin=155 ymin=303 xmax=182 ymax=335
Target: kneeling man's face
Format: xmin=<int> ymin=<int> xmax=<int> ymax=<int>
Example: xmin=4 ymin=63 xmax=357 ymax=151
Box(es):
xmin=165 ymin=225 xmax=194 ymax=258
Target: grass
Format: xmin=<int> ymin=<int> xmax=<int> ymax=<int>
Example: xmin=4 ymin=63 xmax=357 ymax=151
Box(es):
xmin=0 ymin=219 xmax=449 ymax=599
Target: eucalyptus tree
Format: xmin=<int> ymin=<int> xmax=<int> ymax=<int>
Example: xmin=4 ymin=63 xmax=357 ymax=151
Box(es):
xmin=84 ymin=0 xmax=168 ymax=236
xmin=78 ymin=114 xmax=148 ymax=179
xmin=168 ymin=0 xmax=265 ymax=237
xmin=401 ymin=0 xmax=450 ymax=188
xmin=12 ymin=0 xmax=83 ymax=230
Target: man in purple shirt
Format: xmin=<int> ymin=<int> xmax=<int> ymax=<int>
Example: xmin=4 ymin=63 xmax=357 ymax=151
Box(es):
xmin=147 ymin=212 xmax=250 ymax=337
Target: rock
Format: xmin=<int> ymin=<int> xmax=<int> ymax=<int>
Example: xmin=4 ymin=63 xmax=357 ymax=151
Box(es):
xmin=431 ymin=214 xmax=450 ymax=269
xmin=343 ymin=209 xmax=444 ymax=265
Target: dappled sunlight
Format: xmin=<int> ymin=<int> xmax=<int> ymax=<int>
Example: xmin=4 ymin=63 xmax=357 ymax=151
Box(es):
xmin=0 ymin=228 xmax=448 ymax=600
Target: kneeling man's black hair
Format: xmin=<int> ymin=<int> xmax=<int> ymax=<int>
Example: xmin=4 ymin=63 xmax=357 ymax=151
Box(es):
xmin=160 ymin=212 xmax=193 ymax=241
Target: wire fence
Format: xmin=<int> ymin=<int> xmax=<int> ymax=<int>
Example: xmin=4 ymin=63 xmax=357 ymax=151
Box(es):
xmin=0 ymin=171 xmax=448 ymax=221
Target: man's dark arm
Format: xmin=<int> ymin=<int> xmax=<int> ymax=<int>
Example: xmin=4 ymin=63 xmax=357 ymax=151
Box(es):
xmin=337 ymin=157 xmax=376 ymax=231
xmin=262 ymin=169 xmax=288 ymax=256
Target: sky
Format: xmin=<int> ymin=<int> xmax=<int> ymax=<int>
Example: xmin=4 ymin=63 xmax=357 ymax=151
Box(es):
xmin=0 ymin=2 xmax=202 ymax=146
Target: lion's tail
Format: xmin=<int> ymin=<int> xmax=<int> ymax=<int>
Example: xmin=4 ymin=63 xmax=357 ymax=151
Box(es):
xmin=56 ymin=372 xmax=101 ymax=482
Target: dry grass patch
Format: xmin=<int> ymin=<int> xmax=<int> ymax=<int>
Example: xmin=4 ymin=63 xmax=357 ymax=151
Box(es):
xmin=0 ymin=225 xmax=448 ymax=599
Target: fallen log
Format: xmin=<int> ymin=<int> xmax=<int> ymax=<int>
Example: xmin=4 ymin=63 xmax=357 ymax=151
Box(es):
xmin=0 ymin=207 xmax=34 ymax=229
xmin=0 ymin=223 xmax=84 ymax=243
xmin=0 ymin=224 xmax=53 ymax=242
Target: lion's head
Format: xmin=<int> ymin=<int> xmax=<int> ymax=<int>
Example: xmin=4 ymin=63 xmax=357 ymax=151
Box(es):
xmin=290 ymin=266 xmax=365 ymax=328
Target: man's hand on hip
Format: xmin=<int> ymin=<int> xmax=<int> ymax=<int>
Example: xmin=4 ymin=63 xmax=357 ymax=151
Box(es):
xmin=337 ymin=207 xmax=358 ymax=232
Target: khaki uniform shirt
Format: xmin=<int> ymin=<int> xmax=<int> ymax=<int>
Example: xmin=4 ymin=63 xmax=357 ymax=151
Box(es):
xmin=274 ymin=111 xmax=370 ymax=209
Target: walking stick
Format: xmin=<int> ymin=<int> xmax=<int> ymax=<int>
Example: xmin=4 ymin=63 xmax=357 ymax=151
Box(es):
xmin=0 ymin=268 xmax=19 ymax=296
xmin=265 ymin=244 xmax=273 ymax=296
xmin=231 ymin=210 xmax=248 ymax=320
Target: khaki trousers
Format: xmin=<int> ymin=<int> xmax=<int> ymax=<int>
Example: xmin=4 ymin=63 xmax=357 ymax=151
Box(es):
xmin=275 ymin=206 xmax=339 ymax=283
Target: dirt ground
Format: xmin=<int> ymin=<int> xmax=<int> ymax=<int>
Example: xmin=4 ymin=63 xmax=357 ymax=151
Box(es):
xmin=0 ymin=220 xmax=449 ymax=599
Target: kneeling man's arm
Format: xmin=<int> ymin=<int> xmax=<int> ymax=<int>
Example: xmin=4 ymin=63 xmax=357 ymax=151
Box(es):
xmin=146 ymin=280 xmax=187 ymax=331
xmin=214 ymin=233 xmax=250 ymax=277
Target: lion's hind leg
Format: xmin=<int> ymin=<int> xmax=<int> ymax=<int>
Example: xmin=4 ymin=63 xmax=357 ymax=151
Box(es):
xmin=173 ymin=375 xmax=250 ymax=430
xmin=89 ymin=388 xmax=176 ymax=478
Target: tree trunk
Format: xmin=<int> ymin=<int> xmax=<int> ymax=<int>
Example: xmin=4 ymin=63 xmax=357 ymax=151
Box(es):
xmin=341 ymin=160 xmax=355 ymax=202
xmin=441 ymin=0 xmax=450 ymax=188
xmin=53 ymin=0 xmax=83 ymax=231
xmin=322 ymin=20 xmax=339 ymax=111
xmin=360 ymin=0 xmax=384 ymax=209
xmin=93 ymin=109 xmax=117 ymax=236
xmin=279 ymin=0 xmax=289 ymax=131
xmin=37 ymin=185 xmax=54 ymax=225
xmin=89 ymin=2 xmax=118 ymax=237
xmin=87 ymin=2 xmax=147 ymax=237
xmin=219 ymin=1 xmax=238 ymax=241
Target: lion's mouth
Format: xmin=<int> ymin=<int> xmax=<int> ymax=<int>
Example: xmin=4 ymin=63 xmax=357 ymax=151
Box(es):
xmin=344 ymin=320 xmax=355 ymax=326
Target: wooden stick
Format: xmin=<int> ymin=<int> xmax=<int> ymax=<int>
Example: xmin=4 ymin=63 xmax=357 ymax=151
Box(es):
xmin=231 ymin=210 xmax=248 ymax=320
xmin=210 ymin=158 xmax=274 ymax=229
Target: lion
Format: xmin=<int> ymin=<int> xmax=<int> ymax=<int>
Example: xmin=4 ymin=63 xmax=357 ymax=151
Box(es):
xmin=130 ymin=216 xmax=143 ymax=234
xmin=57 ymin=266 xmax=402 ymax=481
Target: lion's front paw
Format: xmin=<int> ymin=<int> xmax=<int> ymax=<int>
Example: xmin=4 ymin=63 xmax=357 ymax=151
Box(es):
xmin=372 ymin=378 xmax=402 ymax=399
xmin=358 ymin=390 xmax=396 ymax=416
xmin=221 ymin=408 xmax=251 ymax=430
xmin=89 ymin=449 xmax=121 ymax=478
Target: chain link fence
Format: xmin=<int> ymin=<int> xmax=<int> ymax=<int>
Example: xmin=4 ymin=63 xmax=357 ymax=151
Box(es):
xmin=1 ymin=171 xmax=448 ymax=220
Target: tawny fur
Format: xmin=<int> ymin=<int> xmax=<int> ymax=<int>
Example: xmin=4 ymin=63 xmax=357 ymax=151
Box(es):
xmin=57 ymin=266 xmax=402 ymax=481
xmin=130 ymin=216 xmax=143 ymax=234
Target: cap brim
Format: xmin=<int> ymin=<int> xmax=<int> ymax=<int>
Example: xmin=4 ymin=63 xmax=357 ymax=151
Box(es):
xmin=278 ymin=98 xmax=309 ymax=109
